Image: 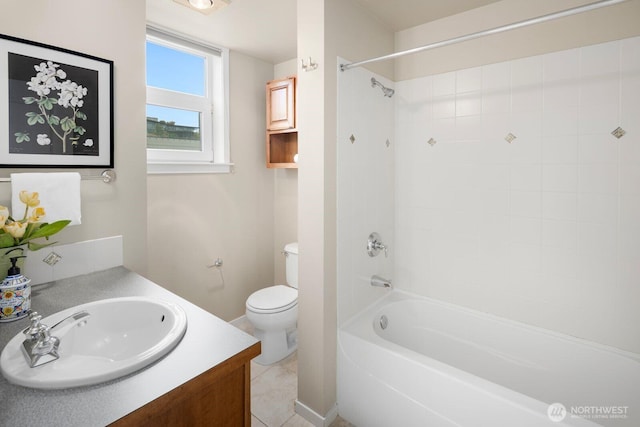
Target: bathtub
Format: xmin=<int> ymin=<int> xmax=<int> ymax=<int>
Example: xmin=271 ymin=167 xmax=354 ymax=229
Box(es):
xmin=337 ymin=290 xmax=640 ymax=427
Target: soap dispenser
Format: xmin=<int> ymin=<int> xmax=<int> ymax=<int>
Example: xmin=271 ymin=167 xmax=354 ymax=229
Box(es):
xmin=0 ymin=254 xmax=31 ymax=323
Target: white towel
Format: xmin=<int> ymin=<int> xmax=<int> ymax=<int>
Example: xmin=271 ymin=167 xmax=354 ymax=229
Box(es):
xmin=11 ymin=172 xmax=81 ymax=226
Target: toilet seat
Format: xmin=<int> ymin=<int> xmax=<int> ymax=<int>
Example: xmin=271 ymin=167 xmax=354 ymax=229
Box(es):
xmin=246 ymin=285 xmax=298 ymax=314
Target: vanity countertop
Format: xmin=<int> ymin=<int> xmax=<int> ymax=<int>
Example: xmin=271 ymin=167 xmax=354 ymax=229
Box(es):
xmin=0 ymin=266 xmax=260 ymax=426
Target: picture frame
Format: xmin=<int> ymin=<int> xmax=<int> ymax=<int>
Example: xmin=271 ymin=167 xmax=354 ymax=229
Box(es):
xmin=0 ymin=34 xmax=113 ymax=168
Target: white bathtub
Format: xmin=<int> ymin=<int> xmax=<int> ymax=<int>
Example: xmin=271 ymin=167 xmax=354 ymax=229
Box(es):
xmin=337 ymin=290 xmax=640 ymax=427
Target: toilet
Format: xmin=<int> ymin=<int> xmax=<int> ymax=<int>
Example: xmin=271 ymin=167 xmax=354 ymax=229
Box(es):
xmin=246 ymin=242 xmax=298 ymax=365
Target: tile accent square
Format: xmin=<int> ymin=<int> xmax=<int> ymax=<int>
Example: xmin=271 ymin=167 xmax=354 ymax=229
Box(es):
xmin=611 ymin=126 xmax=626 ymax=139
xmin=505 ymin=133 xmax=517 ymax=143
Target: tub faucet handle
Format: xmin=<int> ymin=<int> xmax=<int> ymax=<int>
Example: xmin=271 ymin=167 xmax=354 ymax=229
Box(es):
xmin=367 ymin=232 xmax=388 ymax=258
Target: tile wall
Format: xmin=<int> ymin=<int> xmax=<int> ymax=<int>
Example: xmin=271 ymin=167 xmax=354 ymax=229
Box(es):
xmin=337 ymin=60 xmax=395 ymax=325
xmin=23 ymin=236 xmax=123 ymax=285
xmin=394 ymin=36 xmax=640 ymax=353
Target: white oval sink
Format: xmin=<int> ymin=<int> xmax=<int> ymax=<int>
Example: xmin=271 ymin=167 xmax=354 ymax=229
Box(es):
xmin=0 ymin=296 xmax=187 ymax=389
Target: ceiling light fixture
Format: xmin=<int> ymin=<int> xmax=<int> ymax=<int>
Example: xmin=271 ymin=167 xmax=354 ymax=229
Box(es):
xmin=188 ymin=0 xmax=214 ymax=10
xmin=173 ymin=0 xmax=230 ymax=15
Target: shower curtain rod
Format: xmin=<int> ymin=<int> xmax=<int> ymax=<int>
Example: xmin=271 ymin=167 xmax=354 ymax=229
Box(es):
xmin=340 ymin=0 xmax=628 ymax=72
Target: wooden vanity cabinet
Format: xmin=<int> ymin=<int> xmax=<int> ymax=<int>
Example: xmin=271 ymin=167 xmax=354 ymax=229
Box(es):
xmin=111 ymin=342 xmax=260 ymax=427
xmin=266 ymin=76 xmax=298 ymax=168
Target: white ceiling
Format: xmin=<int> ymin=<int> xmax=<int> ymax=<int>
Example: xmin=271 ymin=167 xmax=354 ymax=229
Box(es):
xmin=147 ymin=0 xmax=502 ymax=64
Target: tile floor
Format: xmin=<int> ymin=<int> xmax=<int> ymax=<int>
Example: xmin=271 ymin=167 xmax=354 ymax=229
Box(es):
xmin=232 ymin=317 xmax=354 ymax=427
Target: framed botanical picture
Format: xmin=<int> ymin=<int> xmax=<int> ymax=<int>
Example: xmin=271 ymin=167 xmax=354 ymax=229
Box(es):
xmin=0 ymin=34 xmax=113 ymax=168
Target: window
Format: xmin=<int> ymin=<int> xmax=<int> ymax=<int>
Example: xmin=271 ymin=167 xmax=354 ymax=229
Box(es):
xmin=146 ymin=27 xmax=230 ymax=173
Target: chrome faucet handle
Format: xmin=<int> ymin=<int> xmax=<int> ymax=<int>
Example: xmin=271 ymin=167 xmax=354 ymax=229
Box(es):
xmin=378 ymin=242 xmax=388 ymax=258
xmin=367 ymin=232 xmax=388 ymax=258
xmin=23 ymin=312 xmax=44 ymax=338
xmin=32 ymin=327 xmax=60 ymax=357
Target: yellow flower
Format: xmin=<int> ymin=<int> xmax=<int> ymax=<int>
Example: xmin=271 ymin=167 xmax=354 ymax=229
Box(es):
xmin=2 ymin=306 xmax=13 ymax=316
xmin=0 ymin=205 xmax=9 ymax=224
xmin=19 ymin=191 xmax=40 ymax=208
xmin=28 ymin=206 xmax=46 ymax=223
xmin=4 ymin=221 xmax=27 ymax=239
xmin=0 ymin=189 xmax=70 ymax=252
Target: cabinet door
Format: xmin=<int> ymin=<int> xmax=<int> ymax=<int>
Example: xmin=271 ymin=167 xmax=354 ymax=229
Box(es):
xmin=266 ymin=77 xmax=295 ymax=131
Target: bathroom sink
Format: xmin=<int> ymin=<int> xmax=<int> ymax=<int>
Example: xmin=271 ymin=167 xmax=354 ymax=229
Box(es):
xmin=0 ymin=296 xmax=187 ymax=389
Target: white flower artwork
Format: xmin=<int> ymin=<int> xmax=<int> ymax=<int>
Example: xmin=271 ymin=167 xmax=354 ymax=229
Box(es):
xmin=19 ymin=60 xmax=89 ymax=154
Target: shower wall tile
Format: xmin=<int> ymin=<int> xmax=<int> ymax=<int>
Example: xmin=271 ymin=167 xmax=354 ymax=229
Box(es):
xmin=543 ymin=49 xmax=580 ymax=83
xmin=509 ymin=216 xmax=542 ymax=245
xmin=578 ymin=134 xmax=618 ymax=163
xmin=542 ymin=192 xmax=577 ymax=221
xmin=478 ymin=190 xmax=509 ymax=214
xmin=456 ymin=66 xmax=482 ymax=93
xmin=577 ymin=164 xmax=618 ymax=194
xmin=577 ymin=193 xmax=617 ymax=224
xmin=455 ymin=91 xmax=482 ymax=117
xmin=542 ymin=165 xmax=578 ymax=192
xmin=511 ymin=56 xmax=543 ymax=113
xmin=455 ymin=115 xmax=481 ymax=140
xmin=578 ymin=104 xmax=619 ymax=135
xmin=509 ymin=191 xmax=541 ymax=217
xmin=543 ymin=83 xmax=579 ymax=110
xmin=619 ymin=195 xmax=640 ymax=258
xmin=621 ymin=37 xmax=640 ymax=70
xmin=580 ymin=40 xmax=620 ymax=77
xmin=580 ymin=77 xmax=619 ymax=106
xmin=476 ymin=164 xmax=509 ymax=190
xmin=337 ymin=61 xmax=395 ymax=325
xmin=542 ymin=107 xmax=578 ymax=137
xmin=510 ymin=164 xmax=541 ymax=191
xmin=394 ymin=36 xmax=640 ymax=353
xmin=542 ymin=135 xmax=578 ymax=163
xmin=432 ymin=71 xmax=455 ymax=96
xmin=542 ymin=219 xmax=577 ymax=249
xmin=433 ymin=96 xmax=456 ymax=118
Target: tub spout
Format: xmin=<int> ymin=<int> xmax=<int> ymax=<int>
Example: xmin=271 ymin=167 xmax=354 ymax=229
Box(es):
xmin=371 ymin=275 xmax=392 ymax=288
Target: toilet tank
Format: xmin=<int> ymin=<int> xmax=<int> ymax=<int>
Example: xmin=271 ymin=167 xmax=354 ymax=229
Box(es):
xmin=284 ymin=242 xmax=298 ymax=288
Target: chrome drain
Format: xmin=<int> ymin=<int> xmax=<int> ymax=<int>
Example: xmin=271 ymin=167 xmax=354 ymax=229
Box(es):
xmin=379 ymin=315 xmax=388 ymax=330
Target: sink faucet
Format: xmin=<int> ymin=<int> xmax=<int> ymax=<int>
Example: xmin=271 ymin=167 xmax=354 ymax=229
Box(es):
xmin=22 ymin=310 xmax=90 ymax=368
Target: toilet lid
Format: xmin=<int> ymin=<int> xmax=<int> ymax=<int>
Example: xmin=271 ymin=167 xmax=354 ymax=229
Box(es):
xmin=247 ymin=285 xmax=298 ymax=313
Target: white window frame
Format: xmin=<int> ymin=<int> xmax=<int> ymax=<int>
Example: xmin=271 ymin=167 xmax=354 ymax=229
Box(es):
xmin=146 ymin=25 xmax=231 ymax=174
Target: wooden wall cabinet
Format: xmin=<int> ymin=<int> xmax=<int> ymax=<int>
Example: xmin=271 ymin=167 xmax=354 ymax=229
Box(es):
xmin=266 ymin=77 xmax=298 ymax=168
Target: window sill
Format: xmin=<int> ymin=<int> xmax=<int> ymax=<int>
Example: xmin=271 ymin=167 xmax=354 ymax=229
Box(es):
xmin=147 ymin=162 xmax=233 ymax=174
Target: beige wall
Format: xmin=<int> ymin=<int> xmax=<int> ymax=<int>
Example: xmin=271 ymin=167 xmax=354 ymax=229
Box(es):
xmin=273 ymin=59 xmax=299 ymax=285
xmin=145 ymin=6 xmax=295 ymax=321
xmin=0 ymin=0 xmax=148 ymax=274
xmin=296 ymin=0 xmax=394 ymax=419
xmin=395 ymin=0 xmax=640 ymax=80
xmin=146 ymin=50 xmax=275 ymax=321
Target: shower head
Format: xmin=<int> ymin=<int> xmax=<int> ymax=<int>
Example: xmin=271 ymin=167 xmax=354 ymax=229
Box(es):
xmin=371 ymin=77 xmax=394 ymax=98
